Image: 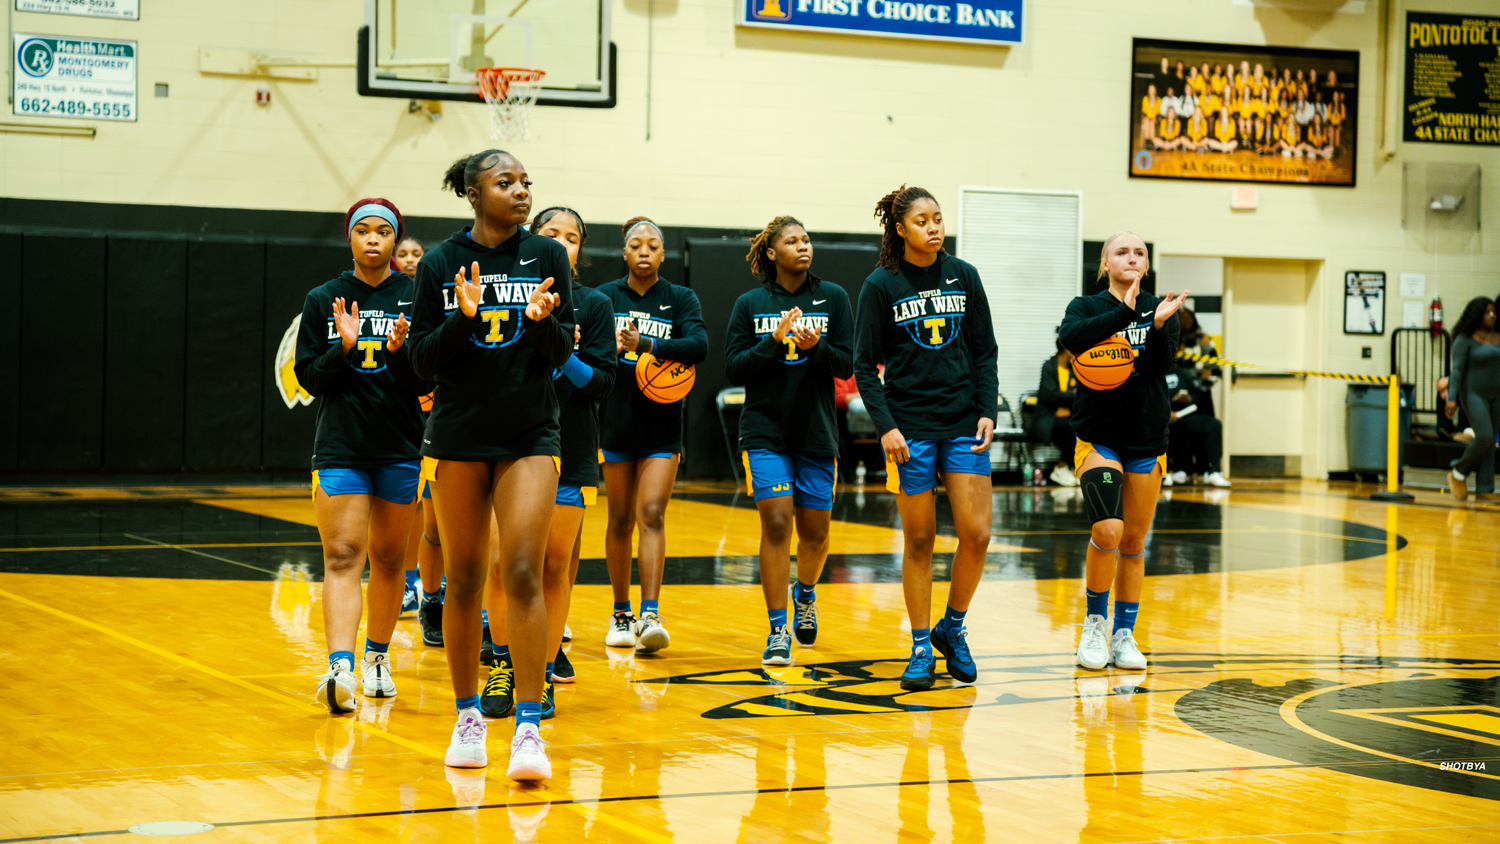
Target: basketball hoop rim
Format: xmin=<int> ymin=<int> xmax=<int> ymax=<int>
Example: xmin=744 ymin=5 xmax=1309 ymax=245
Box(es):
xmin=475 ymin=66 xmax=547 ymax=100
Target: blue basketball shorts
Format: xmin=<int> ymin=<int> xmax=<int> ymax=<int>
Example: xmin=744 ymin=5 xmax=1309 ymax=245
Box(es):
xmin=885 ymin=436 xmax=990 ymax=496
xmin=556 ymin=485 xmax=598 ymax=508
xmin=601 ymin=450 xmax=678 ymax=464
xmin=742 ymin=450 xmax=836 ymax=510
xmin=1075 ymin=439 xmax=1165 ymax=475
xmin=313 ymin=460 xmax=422 ymax=505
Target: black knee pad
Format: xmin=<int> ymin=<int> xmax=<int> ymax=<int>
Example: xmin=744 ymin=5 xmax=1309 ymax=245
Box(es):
xmin=1081 ymin=467 xmax=1125 ymax=524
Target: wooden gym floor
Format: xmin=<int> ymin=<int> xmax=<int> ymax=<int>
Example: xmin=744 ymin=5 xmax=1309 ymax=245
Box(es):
xmin=0 ymin=478 xmax=1496 ymax=842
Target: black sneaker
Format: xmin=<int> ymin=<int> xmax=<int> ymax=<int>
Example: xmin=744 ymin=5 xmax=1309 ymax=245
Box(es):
xmin=790 ymin=585 xmax=818 ymax=646
xmin=480 ymin=625 xmax=494 ymax=666
xmin=551 ymin=647 xmax=576 ymax=683
xmin=540 ymin=677 xmax=556 ymax=720
xmin=419 ymin=592 xmax=444 ymax=647
xmin=480 ymin=658 xmax=514 ymax=719
xmin=761 ymin=625 xmax=792 ymax=666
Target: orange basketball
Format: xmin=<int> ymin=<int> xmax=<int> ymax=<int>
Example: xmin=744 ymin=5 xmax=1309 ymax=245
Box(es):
xmin=1073 ymin=335 xmax=1136 ymax=390
xmin=636 ymin=352 xmax=696 ymax=403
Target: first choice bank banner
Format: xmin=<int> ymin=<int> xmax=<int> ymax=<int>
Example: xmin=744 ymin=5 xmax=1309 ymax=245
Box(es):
xmin=739 ymin=0 xmax=1023 ymax=46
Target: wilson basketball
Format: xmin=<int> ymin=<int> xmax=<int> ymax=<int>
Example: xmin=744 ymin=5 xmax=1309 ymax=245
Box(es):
xmin=1073 ymin=335 xmax=1136 ymax=390
xmin=636 ymin=352 xmax=696 ymax=403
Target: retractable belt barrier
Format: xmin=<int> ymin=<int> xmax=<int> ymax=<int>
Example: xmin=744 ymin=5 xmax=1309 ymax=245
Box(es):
xmin=1176 ymin=350 xmax=1391 ymax=384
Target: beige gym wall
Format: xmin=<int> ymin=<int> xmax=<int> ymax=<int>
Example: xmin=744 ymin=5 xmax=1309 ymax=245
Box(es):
xmin=3 ymin=0 xmax=1496 ymax=474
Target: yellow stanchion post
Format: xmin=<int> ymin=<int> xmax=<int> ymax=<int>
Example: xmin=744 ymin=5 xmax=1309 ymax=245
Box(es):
xmin=1371 ymin=374 xmax=1415 ymax=501
xmin=1384 ymin=504 xmax=1398 ymax=620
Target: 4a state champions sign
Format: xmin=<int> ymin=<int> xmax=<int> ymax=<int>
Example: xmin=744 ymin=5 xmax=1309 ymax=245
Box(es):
xmin=739 ymin=0 xmax=1023 ymax=46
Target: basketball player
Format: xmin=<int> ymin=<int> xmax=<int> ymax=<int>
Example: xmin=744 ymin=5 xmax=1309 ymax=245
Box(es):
xmin=725 ymin=216 xmax=854 ymax=664
xmin=395 ymin=236 xmax=424 ymax=279
xmin=407 ymin=149 xmax=573 ymax=780
xmin=1140 ymin=85 xmax=1161 ymax=147
xmin=295 ymin=198 xmax=428 ymax=713
xmin=481 ymin=206 xmax=615 ymax=718
xmin=1059 ymin=232 xmax=1187 ymax=673
xmin=854 ymin=186 xmax=998 ymax=692
xmin=598 ymin=217 xmax=708 ymax=653
xmin=1207 ymin=107 xmax=1238 ymax=153
xmin=393 ymin=235 xmax=435 ymax=621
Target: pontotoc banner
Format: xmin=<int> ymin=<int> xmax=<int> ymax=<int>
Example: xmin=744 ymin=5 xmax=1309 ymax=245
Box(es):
xmin=738 ymin=0 xmax=1022 ymax=46
xmin=1128 ymin=38 xmax=1359 ymax=187
xmin=1403 ymin=11 xmax=1500 ymax=147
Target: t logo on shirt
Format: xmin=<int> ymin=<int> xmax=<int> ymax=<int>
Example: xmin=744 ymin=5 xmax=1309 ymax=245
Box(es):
xmin=752 ymin=310 xmax=830 ymax=365
xmin=891 ymin=289 xmax=966 ymax=350
xmin=617 ymin=310 xmax=675 ymax=364
xmin=442 ymin=273 xmax=537 ymax=349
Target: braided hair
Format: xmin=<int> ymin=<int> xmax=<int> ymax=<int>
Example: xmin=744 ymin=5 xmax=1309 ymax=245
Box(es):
xmin=441 ymin=149 xmax=512 ymax=198
xmin=531 ymin=206 xmax=590 ymax=268
xmin=874 ymin=185 xmax=939 ymax=274
xmin=745 ymin=215 xmax=807 ymax=284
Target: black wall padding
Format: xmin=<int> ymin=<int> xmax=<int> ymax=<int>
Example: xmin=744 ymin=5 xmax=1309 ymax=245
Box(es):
xmin=262 ymin=243 xmax=353 ymax=471
xmin=104 ymin=236 xmax=188 ymax=471
xmin=0 ymin=235 xmax=20 ymax=472
xmin=19 ymin=234 xmax=106 ymax=471
xmin=184 ymin=240 xmax=265 ymax=470
xmin=681 ymin=239 xmax=881 ymax=479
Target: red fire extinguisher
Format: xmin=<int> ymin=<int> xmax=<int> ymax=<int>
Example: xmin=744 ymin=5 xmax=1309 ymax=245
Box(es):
xmin=1430 ymin=296 xmax=1443 ymax=337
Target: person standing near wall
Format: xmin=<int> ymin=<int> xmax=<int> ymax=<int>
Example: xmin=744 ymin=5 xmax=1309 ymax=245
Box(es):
xmin=1031 ymin=338 xmax=1079 ymax=487
xmin=725 ymin=215 xmax=854 ymax=665
xmin=854 ymin=185 xmax=998 ymax=692
xmin=1060 ymin=232 xmax=1187 ymax=673
xmin=294 ymin=198 xmax=428 ymax=713
xmin=1446 ymin=297 xmax=1499 ymax=502
xmin=598 ymin=218 xmax=709 ymax=654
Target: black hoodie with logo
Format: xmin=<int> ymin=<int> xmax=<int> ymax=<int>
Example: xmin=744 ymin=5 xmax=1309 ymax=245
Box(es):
xmin=1058 ymin=287 xmax=1180 ymax=454
xmin=295 ymin=270 xmax=430 ymax=469
xmin=853 ymin=254 xmax=999 ymax=440
xmin=556 ymin=284 xmax=617 ymax=486
xmin=406 ymin=228 xmax=574 ymax=462
xmin=597 ymin=277 xmax=708 ymax=454
xmin=724 ymin=275 xmax=854 ymax=457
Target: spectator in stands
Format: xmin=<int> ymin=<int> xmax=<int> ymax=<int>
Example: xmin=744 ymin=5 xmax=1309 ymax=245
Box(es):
xmin=1165 ymin=362 xmax=1231 ymax=487
xmin=1177 ymin=308 xmax=1219 ymax=416
xmin=1030 ymin=338 xmax=1079 ymax=487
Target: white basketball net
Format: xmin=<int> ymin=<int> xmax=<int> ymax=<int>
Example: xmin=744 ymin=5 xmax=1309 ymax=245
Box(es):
xmin=476 ymin=68 xmax=546 ymax=143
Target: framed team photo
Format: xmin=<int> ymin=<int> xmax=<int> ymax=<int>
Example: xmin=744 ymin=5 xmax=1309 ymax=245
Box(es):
xmin=1128 ymin=38 xmax=1359 ymax=187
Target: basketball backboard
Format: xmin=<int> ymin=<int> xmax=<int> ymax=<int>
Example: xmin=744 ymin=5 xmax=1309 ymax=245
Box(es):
xmin=358 ymin=0 xmax=614 ymax=108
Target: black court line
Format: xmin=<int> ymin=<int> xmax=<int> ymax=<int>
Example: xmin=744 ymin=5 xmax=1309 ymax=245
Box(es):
xmin=7 ymin=757 xmax=1497 ymax=842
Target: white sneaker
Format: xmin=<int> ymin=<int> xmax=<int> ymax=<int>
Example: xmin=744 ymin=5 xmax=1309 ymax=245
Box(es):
xmin=507 ymin=722 xmax=552 ymax=781
xmin=605 ymin=612 xmax=637 ymax=648
xmin=317 ymin=659 xmax=358 ymax=713
xmin=1049 ymin=466 xmax=1079 ymax=487
xmin=635 ymin=612 xmax=671 ymax=653
xmin=1161 ymin=474 xmax=1173 ymax=487
xmin=562 ymin=624 xmax=573 ymax=643
xmin=1171 ymin=471 xmax=1188 ymax=485
xmin=1076 ymin=614 xmax=1110 ymax=670
xmin=444 ymin=708 xmax=488 ymax=768
xmin=1204 ymin=471 xmax=1232 ymax=488
xmin=361 ymin=653 xmax=397 ymax=698
xmin=1110 ymin=628 xmax=1148 ymax=670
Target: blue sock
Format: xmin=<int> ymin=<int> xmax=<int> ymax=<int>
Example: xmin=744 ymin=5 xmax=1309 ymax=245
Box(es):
xmin=481 ymin=610 xmax=489 ymax=627
xmin=455 ymin=694 xmax=480 ymax=712
xmin=1113 ymin=600 xmax=1140 ymax=634
xmin=1086 ymin=588 xmax=1110 ymax=619
xmin=515 ymin=701 xmax=542 ymax=729
xmin=405 ymin=570 xmax=419 ymax=589
xmin=494 ymin=644 xmax=510 ymax=663
xmin=423 ymin=588 xmax=441 ymax=604
xmin=793 ymin=580 xmax=816 ymax=602
xmin=329 ymin=650 xmax=355 ymax=670
xmin=640 ymin=599 xmax=659 ymax=617
xmin=912 ymin=628 xmax=931 ymax=653
xmin=768 ymin=608 xmax=788 ymax=630
xmin=937 ymin=605 xmax=967 ymax=631
xmin=546 ymin=661 xmax=555 ymax=678
xmin=364 ymin=639 xmax=389 ymax=658
xmin=613 ymin=600 xmax=631 ymax=614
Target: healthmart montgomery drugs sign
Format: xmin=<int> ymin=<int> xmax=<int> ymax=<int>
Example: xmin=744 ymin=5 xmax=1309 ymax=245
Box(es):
xmin=739 ymin=0 xmax=1023 ymax=46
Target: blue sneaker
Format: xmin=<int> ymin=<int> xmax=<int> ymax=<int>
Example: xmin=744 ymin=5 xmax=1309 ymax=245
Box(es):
xmin=790 ymin=586 xmax=818 ymax=646
xmin=400 ymin=583 xmax=420 ymax=618
xmin=899 ymin=646 xmax=936 ymax=691
xmin=932 ymin=623 xmax=977 ymax=684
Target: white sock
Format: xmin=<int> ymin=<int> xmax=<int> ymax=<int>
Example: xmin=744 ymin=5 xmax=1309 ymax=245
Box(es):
xmin=1453 ymin=469 xmax=1467 ymax=481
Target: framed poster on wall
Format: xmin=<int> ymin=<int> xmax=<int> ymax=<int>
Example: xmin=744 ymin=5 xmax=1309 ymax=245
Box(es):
xmin=1129 ymin=38 xmax=1359 ymax=186
xmin=1402 ymin=12 xmax=1500 ymax=146
xmin=1344 ymin=271 xmax=1386 ymax=335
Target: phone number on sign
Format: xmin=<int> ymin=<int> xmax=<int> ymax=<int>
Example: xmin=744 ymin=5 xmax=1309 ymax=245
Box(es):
xmin=15 ymin=98 xmax=132 ymax=119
